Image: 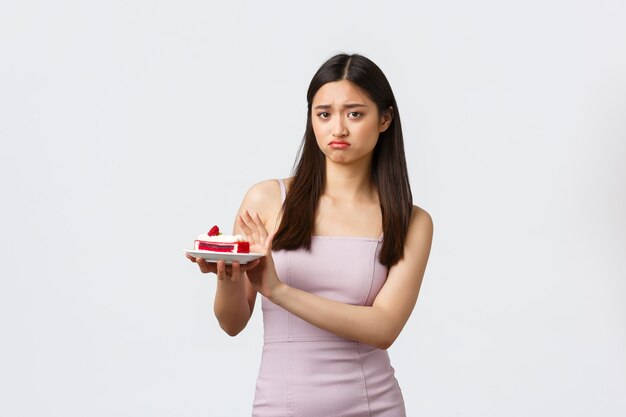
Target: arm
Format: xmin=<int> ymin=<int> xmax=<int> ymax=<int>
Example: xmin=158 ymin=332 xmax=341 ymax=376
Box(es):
xmin=187 ymin=180 xmax=283 ymax=336
xmin=245 ymin=206 xmax=434 ymax=349
xmin=211 ymin=262 xmax=257 ymax=336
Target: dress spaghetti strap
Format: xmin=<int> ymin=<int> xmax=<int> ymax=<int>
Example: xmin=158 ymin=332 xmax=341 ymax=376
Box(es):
xmin=276 ymin=179 xmax=286 ymax=203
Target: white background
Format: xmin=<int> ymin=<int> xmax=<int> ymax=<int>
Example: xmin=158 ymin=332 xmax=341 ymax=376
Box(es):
xmin=1 ymin=1 xmax=625 ymax=416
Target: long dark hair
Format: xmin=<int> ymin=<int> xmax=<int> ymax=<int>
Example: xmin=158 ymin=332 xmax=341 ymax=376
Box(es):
xmin=272 ymin=53 xmax=413 ymax=267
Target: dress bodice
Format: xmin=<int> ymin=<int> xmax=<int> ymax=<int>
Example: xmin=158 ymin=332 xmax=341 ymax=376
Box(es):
xmin=263 ymin=236 xmax=388 ymax=343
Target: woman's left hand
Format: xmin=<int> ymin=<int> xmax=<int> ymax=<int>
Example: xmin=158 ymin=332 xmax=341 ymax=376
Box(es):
xmin=238 ymin=210 xmax=285 ymax=300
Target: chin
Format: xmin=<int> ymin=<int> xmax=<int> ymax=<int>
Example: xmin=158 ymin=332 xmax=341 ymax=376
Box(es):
xmin=324 ymin=152 xmax=351 ymax=164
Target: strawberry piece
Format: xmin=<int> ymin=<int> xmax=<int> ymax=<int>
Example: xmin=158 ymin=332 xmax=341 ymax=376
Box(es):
xmin=208 ymin=225 xmax=220 ymax=236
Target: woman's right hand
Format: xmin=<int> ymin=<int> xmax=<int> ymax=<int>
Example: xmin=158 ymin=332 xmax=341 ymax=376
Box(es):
xmin=185 ymin=254 xmax=260 ymax=282
xmin=237 ymin=210 xmax=285 ymax=301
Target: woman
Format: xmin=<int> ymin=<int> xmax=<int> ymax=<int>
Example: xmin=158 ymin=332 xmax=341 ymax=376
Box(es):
xmin=187 ymin=53 xmax=433 ymax=416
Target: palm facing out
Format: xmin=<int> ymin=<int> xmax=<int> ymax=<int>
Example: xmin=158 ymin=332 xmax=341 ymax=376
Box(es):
xmin=238 ymin=211 xmax=281 ymax=298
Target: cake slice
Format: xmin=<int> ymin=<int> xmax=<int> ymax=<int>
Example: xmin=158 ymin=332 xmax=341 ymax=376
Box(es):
xmin=194 ymin=225 xmax=250 ymax=253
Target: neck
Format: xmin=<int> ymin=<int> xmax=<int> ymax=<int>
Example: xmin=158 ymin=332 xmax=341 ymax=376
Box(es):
xmin=323 ymin=157 xmax=375 ymax=201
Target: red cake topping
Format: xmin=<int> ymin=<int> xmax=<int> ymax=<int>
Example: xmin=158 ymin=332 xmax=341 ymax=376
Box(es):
xmin=196 ymin=241 xmax=250 ymax=253
xmin=194 ymin=225 xmax=250 ymax=254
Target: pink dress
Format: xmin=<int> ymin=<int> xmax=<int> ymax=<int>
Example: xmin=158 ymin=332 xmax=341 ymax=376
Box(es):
xmin=251 ymin=180 xmax=406 ymax=417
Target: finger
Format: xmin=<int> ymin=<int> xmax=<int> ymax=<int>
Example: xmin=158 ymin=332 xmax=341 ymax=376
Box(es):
xmin=241 ymin=258 xmax=261 ymax=270
xmin=238 ymin=214 xmax=254 ymax=240
xmin=216 ymin=260 xmax=226 ymax=280
xmin=261 ymin=235 xmax=275 ymax=270
xmin=186 ymin=254 xmax=197 ymax=263
xmin=231 ymin=261 xmax=241 ymax=282
xmin=254 ymin=212 xmax=268 ymax=242
xmin=243 ymin=210 xmax=259 ymax=243
xmin=266 ymin=232 xmax=275 ymax=252
xmin=196 ymin=257 xmax=211 ymax=273
xmin=245 ymin=210 xmax=270 ymax=247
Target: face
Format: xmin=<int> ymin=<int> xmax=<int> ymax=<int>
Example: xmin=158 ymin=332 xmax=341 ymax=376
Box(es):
xmin=311 ymin=80 xmax=392 ymax=165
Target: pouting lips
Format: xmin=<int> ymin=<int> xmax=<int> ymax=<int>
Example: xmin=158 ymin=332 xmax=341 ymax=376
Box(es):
xmin=329 ymin=141 xmax=350 ymax=148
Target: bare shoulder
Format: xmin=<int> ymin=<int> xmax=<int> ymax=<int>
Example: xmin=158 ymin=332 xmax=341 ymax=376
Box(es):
xmin=242 ymin=179 xmax=282 ymax=206
xmin=410 ymin=205 xmax=433 ymax=230
xmin=406 ymin=205 xmax=434 ymax=249
xmin=237 ymin=178 xmax=291 ymax=231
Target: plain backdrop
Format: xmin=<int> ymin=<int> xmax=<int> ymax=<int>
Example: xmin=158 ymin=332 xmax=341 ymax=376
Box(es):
xmin=1 ymin=1 xmax=625 ymax=416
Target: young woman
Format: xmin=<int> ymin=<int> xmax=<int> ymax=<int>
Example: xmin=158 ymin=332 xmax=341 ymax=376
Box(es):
xmin=187 ymin=53 xmax=433 ymax=417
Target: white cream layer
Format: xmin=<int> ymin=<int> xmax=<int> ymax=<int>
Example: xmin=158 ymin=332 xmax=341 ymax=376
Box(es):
xmin=196 ymin=233 xmax=246 ymax=242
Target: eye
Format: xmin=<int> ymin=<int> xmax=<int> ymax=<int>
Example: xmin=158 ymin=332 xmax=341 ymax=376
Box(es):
xmin=347 ymin=112 xmax=362 ymax=119
xmin=317 ymin=112 xmax=331 ymax=119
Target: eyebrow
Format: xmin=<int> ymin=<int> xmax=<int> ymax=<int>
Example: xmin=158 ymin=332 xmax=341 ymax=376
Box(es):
xmin=313 ymin=103 xmax=368 ymax=110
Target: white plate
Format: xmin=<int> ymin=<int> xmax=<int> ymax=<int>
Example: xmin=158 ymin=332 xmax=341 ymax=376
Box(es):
xmin=184 ymin=249 xmax=265 ymax=265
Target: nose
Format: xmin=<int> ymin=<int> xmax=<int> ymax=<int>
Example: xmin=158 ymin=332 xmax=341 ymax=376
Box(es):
xmin=331 ymin=118 xmax=348 ymax=138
